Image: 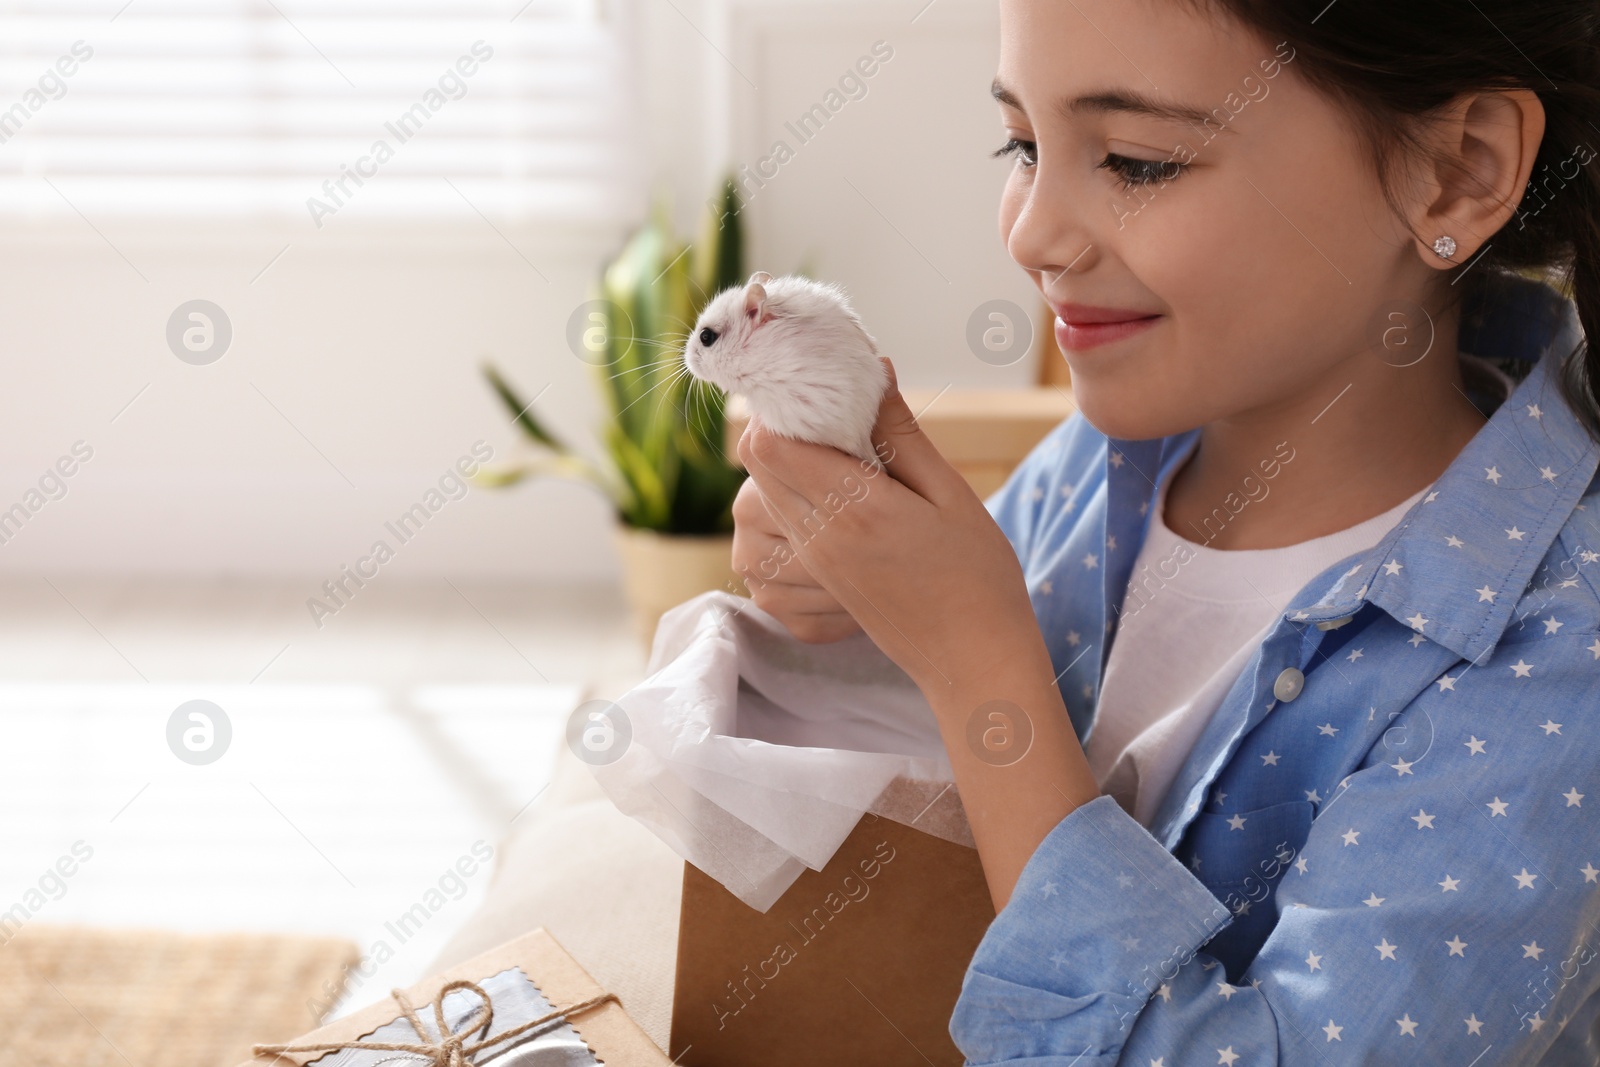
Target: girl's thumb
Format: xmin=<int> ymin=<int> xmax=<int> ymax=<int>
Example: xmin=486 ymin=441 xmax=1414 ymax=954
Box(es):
xmin=869 ymin=357 xmax=963 ymax=503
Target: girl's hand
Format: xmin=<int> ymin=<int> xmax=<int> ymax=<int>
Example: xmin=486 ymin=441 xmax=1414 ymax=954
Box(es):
xmin=736 ymin=357 xmax=1043 ymax=700
xmin=730 ymin=474 xmax=864 ymax=643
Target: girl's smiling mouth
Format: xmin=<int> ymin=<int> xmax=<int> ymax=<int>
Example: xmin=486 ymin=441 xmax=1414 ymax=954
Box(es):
xmin=1051 ymin=302 xmax=1163 ymax=351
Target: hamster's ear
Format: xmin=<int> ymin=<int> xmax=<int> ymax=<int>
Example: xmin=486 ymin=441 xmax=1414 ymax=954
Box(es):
xmin=748 ymin=271 xmax=773 ymax=287
xmin=743 ymin=277 xmax=771 ymax=326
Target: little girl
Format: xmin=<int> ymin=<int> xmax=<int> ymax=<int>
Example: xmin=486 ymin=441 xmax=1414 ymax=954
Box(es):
xmin=734 ymin=0 xmax=1600 ymax=1062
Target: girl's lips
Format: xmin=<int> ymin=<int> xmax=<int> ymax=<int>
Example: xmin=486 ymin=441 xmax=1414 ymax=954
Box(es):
xmin=1055 ymin=313 xmax=1161 ymax=352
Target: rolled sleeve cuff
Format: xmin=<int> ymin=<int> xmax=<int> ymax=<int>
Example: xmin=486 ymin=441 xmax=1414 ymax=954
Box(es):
xmin=950 ymin=794 xmax=1234 ymax=1063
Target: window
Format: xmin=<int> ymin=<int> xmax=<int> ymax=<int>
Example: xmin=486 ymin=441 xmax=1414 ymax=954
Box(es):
xmin=0 ymin=0 xmax=641 ymax=226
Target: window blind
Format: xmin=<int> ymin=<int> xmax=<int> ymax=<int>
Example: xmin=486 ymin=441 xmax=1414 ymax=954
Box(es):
xmin=0 ymin=0 xmax=640 ymax=224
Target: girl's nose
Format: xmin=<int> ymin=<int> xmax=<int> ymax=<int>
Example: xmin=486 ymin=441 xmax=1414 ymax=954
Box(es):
xmin=1004 ymin=168 xmax=1102 ymax=280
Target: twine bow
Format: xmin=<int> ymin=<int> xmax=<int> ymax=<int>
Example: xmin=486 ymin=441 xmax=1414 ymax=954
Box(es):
xmin=252 ymin=978 xmax=618 ymax=1067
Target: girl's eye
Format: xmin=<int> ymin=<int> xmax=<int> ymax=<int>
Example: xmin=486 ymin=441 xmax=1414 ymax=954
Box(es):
xmin=992 ymin=138 xmax=1038 ymax=168
xmin=699 ymin=327 xmax=719 ymax=346
xmin=1098 ymin=152 xmax=1188 ymax=189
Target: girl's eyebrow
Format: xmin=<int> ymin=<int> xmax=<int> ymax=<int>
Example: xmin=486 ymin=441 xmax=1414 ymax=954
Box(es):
xmin=991 ymin=78 xmax=1219 ymax=128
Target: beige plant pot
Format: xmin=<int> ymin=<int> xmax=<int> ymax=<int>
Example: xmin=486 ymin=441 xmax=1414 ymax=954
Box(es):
xmin=612 ymin=524 xmax=748 ymax=652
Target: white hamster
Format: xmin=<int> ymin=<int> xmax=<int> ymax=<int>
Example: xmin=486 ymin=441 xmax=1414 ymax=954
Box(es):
xmin=683 ymin=271 xmax=889 ymax=469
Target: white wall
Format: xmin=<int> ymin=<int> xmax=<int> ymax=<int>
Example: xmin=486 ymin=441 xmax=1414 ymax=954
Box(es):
xmin=0 ymin=0 xmax=1038 ymax=582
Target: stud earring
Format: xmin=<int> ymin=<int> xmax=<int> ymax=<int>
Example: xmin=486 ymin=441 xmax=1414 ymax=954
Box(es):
xmin=1432 ymin=235 xmax=1458 ymax=260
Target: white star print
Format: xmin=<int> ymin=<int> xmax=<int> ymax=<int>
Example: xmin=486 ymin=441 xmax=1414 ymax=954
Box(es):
xmin=1261 ymin=750 xmax=1279 ymax=766
xmin=1475 ymin=585 xmax=1497 ymax=602
xmin=1464 ymin=735 xmax=1487 ymax=755
xmin=1217 ymin=1048 xmax=1238 ymax=1066
xmin=1156 ymin=982 xmax=1172 ymax=1002
xmin=1439 ymin=875 xmax=1461 ymax=891
xmin=1323 ymin=1019 xmax=1343 ymax=1042
xmin=1510 ymin=659 xmax=1533 ymax=678
xmin=1436 ymin=674 xmax=1458 ymax=691
xmin=1530 ymin=1012 xmax=1546 ymax=1032
xmin=1582 ymin=863 xmax=1599 ymax=883
xmin=1405 ymin=612 xmax=1429 ymax=631
xmin=1540 ymin=719 xmax=1563 ymax=735
xmin=1446 ymin=936 xmax=1468 ymax=956
xmin=1523 ymin=941 xmax=1544 ymax=959
xmin=1305 ymin=951 xmax=1322 ymax=972
xmin=1412 ymin=809 xmax=1436 ymax=829
xmin=1346 ymin=647 xmax=1364 ymax=663
xmin=1059 ymin=484 xmax=1075 ymax=499
xmin=1446 ymin=534 xmax=1464 ymax=548
xmin=1065 ymin=630 xmax=1081 ymax=647
xmin=1305 ymin=789 xmax=1322 ymax=803
xmin=1565 ymin=787 xmax=1585 ymax=807
xmin=1465 ymin=1013 xmax=1484 ymax=1036
xmin=1050 ymin=950 xmax=1069 ymax=970
xmin=1392 ymin=757 xmax=1415 ymax=776
xmin=1528 ymin=403 xmax=1543 ymax=419
xmin=1543 ymin=616 xmax=1563 ymax=634
xmin=1295 ymin=856 xmax=1309 ymax=875
xmin=1117 ymin=872 xmax=1135 ymax=888
xmin=1082 ymin=553 xmax=1099 ymax=569
xmin=1486 ymin=466 xmax=1502 ymax=484
xmin=1109 ymin=451 xmax=1123 ymax=468
xmin=1363 ymin=892 xmax=1385 ymax=907
xmin=1487 ymin=797 xmax=1509 ymax=817
xmin=1318 ymin=723 xmax=1339 ymax=737
xmin=1383 ymin=559 xmax=1403 ymax=575
xmin=1514 ymin=868 xmax=1538 ymax=889
xmin=1040 ymin=880 xmax=1059 ymax=898
xmin=1409 ymin=631 xmax=1428 ymax=647
xmin=1507 ymin=526 xmax=1527 ymax=541
xmin=1227 ymin=814 xmax=1247 ymax=830
xmin=1376 ymin=938 xmax=1397 ymax=960
xmin=1590 ymin=638 xmax=1600 ymax=660
xmin=1425 ymin=490 xmax=1439 ymax=503
xmin=1107 ymin=535 xmax=1118 ymax=551
xmin=1342 ymin=828 xmax=1360 ymax=846
xmin=1541 ymin=466 xmax=1558 ymax=482
xmin=1217 ymin=981 xmax=1238 ymax=999
xmin=1040 ymin=580 xmax=1054 ymax=595
xmin=1397 ymin=1014 xmax=1419 ymax=1036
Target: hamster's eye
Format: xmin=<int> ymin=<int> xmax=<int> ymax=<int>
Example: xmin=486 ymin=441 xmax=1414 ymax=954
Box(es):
xmin=698 ymin=327 xmax=719 ymax=346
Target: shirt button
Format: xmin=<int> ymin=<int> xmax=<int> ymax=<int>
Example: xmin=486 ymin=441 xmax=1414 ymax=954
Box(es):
xmin=1273 ymin=667 xmax=1305 ymax=702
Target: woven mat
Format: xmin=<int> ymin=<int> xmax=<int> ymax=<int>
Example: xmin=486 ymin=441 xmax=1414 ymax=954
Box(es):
xmin=0 ymin=924 xmax=360 ymax=1067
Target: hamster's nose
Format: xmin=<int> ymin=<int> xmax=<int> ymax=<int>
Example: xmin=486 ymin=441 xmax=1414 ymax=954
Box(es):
xmin=698 ymin=327 xmax=719 ymax=346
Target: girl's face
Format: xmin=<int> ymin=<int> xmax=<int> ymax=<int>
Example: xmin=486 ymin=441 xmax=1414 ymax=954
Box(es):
xmin=997 ymin=0 xmax=1437 ymax=441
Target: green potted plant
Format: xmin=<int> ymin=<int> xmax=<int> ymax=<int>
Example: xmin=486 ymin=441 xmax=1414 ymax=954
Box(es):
xmin=477 ymin=176 xmax=752 ymax=648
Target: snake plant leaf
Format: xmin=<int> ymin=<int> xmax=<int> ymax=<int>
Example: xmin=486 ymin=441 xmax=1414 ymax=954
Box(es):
xmin=692 ymin=175 xmax=745 ymax=303
xmin=606 ymin=421 xmax=673 ymax=529
xmin=481 ymin=361 xmax=571 ymax=453
xmin=471 ymin=454 xmax=599 ymax=489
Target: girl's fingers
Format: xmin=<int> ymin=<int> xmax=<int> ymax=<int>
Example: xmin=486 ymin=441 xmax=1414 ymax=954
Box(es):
xmin=733 ymin=526 xmax=820 ymax=586
xmin=868 ymin=357 xmax=969 ymax=506
xmin=738 ymin=413 xmax=880 ymax=513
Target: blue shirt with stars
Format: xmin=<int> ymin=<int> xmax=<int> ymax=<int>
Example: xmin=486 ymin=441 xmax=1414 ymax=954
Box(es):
xmin=953 ymin=273 xmax=1600 ymax=1065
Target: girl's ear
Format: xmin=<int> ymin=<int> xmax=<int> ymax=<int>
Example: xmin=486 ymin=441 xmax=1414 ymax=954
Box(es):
xmin=744 ymin=273 xmax=772 ymax=326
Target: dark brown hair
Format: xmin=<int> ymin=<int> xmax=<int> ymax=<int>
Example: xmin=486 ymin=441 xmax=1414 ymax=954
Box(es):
xmin=1192 ymin=0 xmax=1600 ymax=444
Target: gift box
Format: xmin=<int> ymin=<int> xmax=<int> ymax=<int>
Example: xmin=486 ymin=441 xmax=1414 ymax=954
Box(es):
xmin=238 ymin=927 xmax=670 ymax=1067
xmin=671 ymin=808 xmax=994 ymax=1067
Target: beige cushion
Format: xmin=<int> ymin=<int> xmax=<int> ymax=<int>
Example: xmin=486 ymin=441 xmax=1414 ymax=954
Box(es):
xmin=427 ymin=737 xmax=682 ymax=1052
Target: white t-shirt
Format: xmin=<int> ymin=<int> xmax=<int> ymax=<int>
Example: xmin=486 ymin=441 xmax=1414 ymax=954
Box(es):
xmin=1084 ymin=439 xmax=1432 ymax=828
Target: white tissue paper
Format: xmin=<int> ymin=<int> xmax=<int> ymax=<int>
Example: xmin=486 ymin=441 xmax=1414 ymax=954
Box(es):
xmin=589 ymin=590 xmax=974 ymax=912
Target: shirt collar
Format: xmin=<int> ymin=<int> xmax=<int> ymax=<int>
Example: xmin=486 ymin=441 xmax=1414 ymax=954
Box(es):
xmin=1107 ymin=275 xmax=1599 ymax=667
